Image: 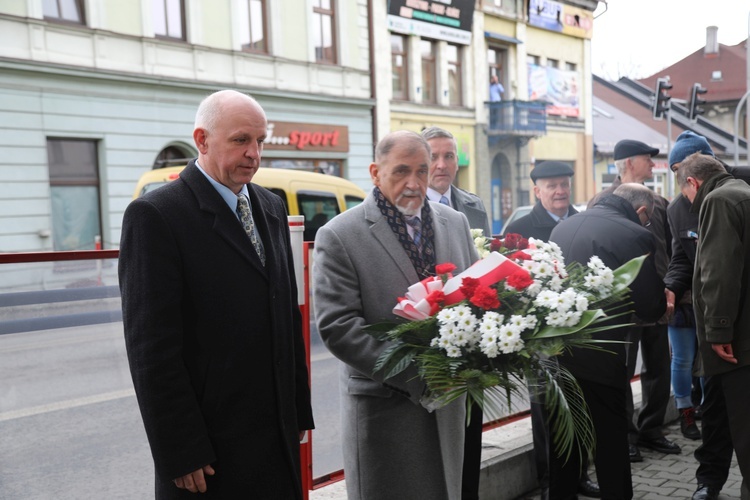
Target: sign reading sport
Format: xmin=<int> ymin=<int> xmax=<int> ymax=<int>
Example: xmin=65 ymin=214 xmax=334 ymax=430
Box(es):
xmin=388 ymin=0 xmax=474 ymax=45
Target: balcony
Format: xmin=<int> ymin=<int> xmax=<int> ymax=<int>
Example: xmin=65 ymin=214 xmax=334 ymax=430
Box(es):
xmin=486 ymin=100 xmax=548 ymax=139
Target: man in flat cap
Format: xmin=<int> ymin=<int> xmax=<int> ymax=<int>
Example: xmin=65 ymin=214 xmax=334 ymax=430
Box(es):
xmin=589 ymin=139 xmax=679 ymax=463
xmin=504 ymin=160 xmax=601 ymax=499
xmin=503 ymin=161 xmax=578 ymax=241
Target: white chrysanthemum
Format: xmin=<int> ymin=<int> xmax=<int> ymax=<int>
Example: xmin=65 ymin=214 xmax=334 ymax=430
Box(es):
xmin=481 ymin=310 xmax=503 ymax=325
xmin=481 ymin=341 xmax=500 ymax=358
xmin=598 ymin=268 xmax=615 ymax=288
xmin=454 ymin=305 xmax=473 ymax=319
xmin=584 ymin=274 xmax=604 ymax=290
xmin=499 ymin=335 xmax=524 ymax=354
xmin=437 ymin=335 xmax=453 ymax=349
xmin=430 ymin=337 xmax=440 ymax=347
xmin=545 ymin=311 xmax=567 ymax=327
xmin=575 ymin=294 xmax=589 ymax=311
xmin=457 ymin=313 xmax=478 ymax=332
xmin=470 ymin=228 xmax=485 ymax=239
xmin=547 ymin=274 xmax=564 ymax=291
xmin=563 ymin=311 xmax=582 ymax=327
xmin=452 ymin=330 xmax=470 ymax=347
xmin=507 ymin=315 xmax=529 ymax=334
xmin=439 ymin=322 xmax=458 ymax=338
xmin=524 ymin=280 xmax=543 ymax=297
xmin=587 ymin=256 xmax=606 ymax=271
xmin=437 ymin=308 xmax=458 ymax=324
xmin=555 ymin=288 xmax=577 ymax=312
xmin=446 ymin=346 xmax=462 ymax=358
xmin=499 ymin=323 xmax=521 ymax=340
xmin=524 ymin=315 xmax=538 ymax=330
xmin=534 ymin=290 xmax=559 ymax=309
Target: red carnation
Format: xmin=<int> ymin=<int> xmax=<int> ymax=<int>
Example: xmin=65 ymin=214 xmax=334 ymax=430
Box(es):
xmin=470 ymin=285 xmax=501 ymax=310
xmin=507 ymin=270 xmax=534 ymax=290
xmin=489 ymin=238 xmax=503 ymax=252
xmin=425 ymin=290 xmax=445 ymax=306
xmin=435 ymin=263 xmax=457 ymax=275
xmin=510 ymin=250 xmax=532 ymax=261
xmin=460 ymin=277 xmax=480 ymax=299
xmin=504 ymin=233 xmax=522 ymax=250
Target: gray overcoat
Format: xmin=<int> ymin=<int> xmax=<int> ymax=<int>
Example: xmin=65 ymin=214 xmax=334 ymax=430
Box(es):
xmin=451 ymin=186 xmax=492 ymax=236
xmin=313 ymin=192 xmax=479 ymax=500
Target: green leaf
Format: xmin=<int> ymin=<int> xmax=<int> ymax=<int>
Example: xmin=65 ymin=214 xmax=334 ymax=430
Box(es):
xmin=611 ymin=255 xmax=646 ymax=291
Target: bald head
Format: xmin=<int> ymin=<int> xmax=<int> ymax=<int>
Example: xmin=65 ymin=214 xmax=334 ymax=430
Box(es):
xmin=195 ymin=90 xmax=265 ymax=134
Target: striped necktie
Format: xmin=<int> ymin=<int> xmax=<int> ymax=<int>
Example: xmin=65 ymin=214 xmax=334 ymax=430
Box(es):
xmin=237 ymin=194 xmax=266 ymax=266
xmin=405 ymin=216 xmax=423 ymax=252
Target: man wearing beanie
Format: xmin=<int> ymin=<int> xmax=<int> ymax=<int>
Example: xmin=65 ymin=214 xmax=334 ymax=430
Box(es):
xmin=588 ymin=139 xmax=679 ymax=463
xmin=675 ymin=152 xmax=750 ymax=500
xmin=666 ymin=131 xmax=750 ymax=500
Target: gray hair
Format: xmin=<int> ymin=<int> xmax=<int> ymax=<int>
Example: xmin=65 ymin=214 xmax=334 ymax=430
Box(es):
xmin=374 ymin=130 xmax=431 ymax=163
xmin=194 ymin=90 xmax=260 ymax=133
xmin=421 ymin=126 xmax=454 ymax=142
xmin=675 ymin=152 xmax=726 ymax=188
xmin=613 ymin=183 xmax=655 ymax=214
xmin=614 ymin=158 xmax=627 ymax=176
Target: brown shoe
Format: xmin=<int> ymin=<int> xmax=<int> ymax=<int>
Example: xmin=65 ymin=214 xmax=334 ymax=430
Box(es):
xmin=680 ymin=407 xmax=701 ymax=440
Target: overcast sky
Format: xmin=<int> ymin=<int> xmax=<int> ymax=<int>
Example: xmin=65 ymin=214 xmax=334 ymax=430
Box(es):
xmin=591 ymin=0 xmax=749 ymax=80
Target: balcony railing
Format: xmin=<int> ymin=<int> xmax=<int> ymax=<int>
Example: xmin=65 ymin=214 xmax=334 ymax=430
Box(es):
xmin=486 ymin=100 xmax=548 ymax=137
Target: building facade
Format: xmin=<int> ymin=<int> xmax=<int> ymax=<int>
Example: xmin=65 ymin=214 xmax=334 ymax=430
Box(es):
xmin=0 ymin=0 xmax=373 ymax=252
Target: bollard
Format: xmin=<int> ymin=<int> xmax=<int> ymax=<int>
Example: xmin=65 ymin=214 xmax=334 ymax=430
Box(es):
xmin=288 ymin=215 xmax=305 ymax=306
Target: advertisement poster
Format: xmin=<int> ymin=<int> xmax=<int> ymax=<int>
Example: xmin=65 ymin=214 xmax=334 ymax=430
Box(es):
xmin=528 ymin=64 xmax=580 ymax=117
xmin=388 ymin=0 xmax=475 ymax=45
xmin=528 ymin=0 xmax=563 ymax=32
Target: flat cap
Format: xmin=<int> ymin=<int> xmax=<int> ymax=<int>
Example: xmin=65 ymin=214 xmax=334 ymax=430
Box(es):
xmin=530 ymin=161 xmax=574 ymax=182
xmin=614 ymin=139 xmax=659 ymax=160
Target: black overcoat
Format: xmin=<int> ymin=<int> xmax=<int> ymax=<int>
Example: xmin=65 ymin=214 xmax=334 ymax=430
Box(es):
xmin=119 ymin=161 xmax=314 ymax=499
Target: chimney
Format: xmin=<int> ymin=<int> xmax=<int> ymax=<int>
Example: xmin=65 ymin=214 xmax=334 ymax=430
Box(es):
xmin=705 ymin=26 xmax=719 ymax=55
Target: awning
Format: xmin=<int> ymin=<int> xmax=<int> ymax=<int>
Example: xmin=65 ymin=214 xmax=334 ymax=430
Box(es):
xmin=484 ymin=31 xmax=523 ymax=45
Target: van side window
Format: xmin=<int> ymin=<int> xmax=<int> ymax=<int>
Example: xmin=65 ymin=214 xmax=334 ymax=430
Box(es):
xmin=267 ymin=188 xmax=289 ymax=215
xmin=345 ymin=195 xmax=364 ymax=210
xmin=297 ymin=192 xmax=340 ymax=241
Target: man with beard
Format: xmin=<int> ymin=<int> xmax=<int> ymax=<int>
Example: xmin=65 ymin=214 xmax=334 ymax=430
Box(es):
xmin=313 ymin=130 xmax=478 ymax=499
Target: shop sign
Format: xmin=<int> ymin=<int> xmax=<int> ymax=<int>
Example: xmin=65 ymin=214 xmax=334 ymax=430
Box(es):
xmin=265 ymin=121 xmax=349 ymax=152
xmin=388 ymin=0 xmax=475 ymax=45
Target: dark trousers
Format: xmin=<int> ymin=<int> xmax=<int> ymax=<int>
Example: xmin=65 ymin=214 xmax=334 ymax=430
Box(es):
xmin=548 ymin=378 xmax=632 ymax=500
xmin=461 ymin=404 xmax=483 ymax=500
xmin=696 ymin=366 xmax=750 ymax=497
xmin=624 ymin=324 xmax=671 ymax=441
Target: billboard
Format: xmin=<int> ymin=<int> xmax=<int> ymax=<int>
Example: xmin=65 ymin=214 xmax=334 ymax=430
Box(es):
xmin=388 ymin=0 xmax=475 ymax=45
xmin=528 ymin=64 xmax=580 ymax=117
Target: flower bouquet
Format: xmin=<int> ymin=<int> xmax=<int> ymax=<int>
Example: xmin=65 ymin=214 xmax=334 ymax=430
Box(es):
xmin=366 ymin=230 xmax=645 ymax=459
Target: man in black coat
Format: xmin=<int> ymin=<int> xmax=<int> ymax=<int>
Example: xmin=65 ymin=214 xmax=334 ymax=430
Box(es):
xmin=549 ymin=183 xmax=667 ymax=499
xmin=504 ymin=161 xmax=598 ymax=498
xmin=119 ymin=90 xmax=314 ymax=499
xmin=504 ymin=161 xmax=578 ymax=241
xmin=590 ymin=139 xmax=677 ymax=463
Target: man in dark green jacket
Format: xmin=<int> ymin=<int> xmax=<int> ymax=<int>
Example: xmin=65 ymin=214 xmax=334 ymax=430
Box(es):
xmin=676 ymin=152 xmax=750 ymax=500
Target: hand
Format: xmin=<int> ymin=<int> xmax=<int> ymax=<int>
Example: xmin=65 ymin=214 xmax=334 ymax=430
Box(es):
xmin=711 ymin=343 xmax=737 ymax=364
xmin=174 ymin=465 xmax=215 ymax=493
xmin=664 ymin=288 xmax=675 ymax=317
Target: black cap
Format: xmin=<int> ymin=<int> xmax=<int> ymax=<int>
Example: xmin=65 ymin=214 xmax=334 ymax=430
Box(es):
xmin=613 ymin=140 xmax=659 ymax=161
xmin=530 ymin=161 xmax=574 ymax=182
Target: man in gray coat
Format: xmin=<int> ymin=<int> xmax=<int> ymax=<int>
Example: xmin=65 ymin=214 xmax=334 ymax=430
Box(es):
xmin=422 ymin=126 xmax=492 ymax=236
xmin=676 ymin=153 xmax=750 ymax=500
xmin=313 ymin=130 xmax=478 ymax=499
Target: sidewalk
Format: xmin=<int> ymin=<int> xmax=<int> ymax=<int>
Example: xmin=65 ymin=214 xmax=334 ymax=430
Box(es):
xmin=310 ymin=379 xmax=744 ymax=499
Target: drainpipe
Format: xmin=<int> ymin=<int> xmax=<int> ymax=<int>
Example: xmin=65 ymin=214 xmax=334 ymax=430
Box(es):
xmin=367 ymin=0 xmax=378 ymax=156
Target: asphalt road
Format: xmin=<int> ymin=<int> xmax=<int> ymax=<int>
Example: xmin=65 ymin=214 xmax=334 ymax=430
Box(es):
xmin=0 ymin=323 xmax=344 ymax=498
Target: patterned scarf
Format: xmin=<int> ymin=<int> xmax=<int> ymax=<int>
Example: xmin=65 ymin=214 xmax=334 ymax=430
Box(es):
xmin=373 ymin=187 xmax=436 ymax=279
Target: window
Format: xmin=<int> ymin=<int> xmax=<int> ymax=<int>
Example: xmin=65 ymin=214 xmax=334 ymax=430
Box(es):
xmin=527 ymin=54 xmax=540 ymax=66
xmin=42 ymin=0 xmax=85 ymax=24
xmin=46 ymin=139 xmax=102 ymax=251
xmin=420 ymin=39 xmax=437 ymax=104
xmin=447 ymin=44 xmax=463 ymax=106
xmin=297 ymin=192 xmax=341 ymax=241
xmin=313 ymin=0 xmax=336 ymax=64
xmin=547 ymin=58 xmax=559 ymax=69
xmin=391 ymin=34 xmax=408 ymax=100
xmin=152 ymin=0 xmax=186 ymax=40
xmin=565 ymin=62 xmax=577 ymax=71
xmin=239 ymin=0 xmax=267 ymax=52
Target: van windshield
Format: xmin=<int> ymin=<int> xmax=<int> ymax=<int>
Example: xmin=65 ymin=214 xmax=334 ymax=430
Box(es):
xmin=297 ymin=192 xmax=340 ymax=242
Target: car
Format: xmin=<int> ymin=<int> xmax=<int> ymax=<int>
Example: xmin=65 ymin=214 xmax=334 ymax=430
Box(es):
xmin=133 ymin=166 xmax=367 ymax=241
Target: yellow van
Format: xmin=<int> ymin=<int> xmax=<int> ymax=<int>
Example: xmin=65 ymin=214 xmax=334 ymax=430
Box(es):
xmin=133 ymin=166 xmax=367 ymax=241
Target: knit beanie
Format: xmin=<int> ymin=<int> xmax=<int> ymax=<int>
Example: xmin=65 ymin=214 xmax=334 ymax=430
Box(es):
xmin=669 ymin=131 xmax=714 ymax=167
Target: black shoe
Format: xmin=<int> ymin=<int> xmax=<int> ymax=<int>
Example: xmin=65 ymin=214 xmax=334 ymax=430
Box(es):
xmin=694 ymin=405 xmax=703 ymax=420
xmin=692 ymin=484 xmax=720 ymax=500
xmin=637 ymin=435 xmax=682 ymax=454
xmin=629 ymin=444 xmax=643 ymax=462
xmin=578 ymin=478 xmax=601 ymax=498
xmin=680 ymin=407 xmax=702 ymax=440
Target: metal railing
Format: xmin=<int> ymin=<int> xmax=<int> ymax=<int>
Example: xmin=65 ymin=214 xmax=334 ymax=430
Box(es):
xmin=487 ymin=99 xmax=548 ymax=135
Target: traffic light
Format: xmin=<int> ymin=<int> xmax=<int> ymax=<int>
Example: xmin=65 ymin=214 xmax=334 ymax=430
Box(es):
xmin=652 ymin=77 xmax=672 ymax=121
xmin=689 ymin=83 xmax=708 ymax=121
